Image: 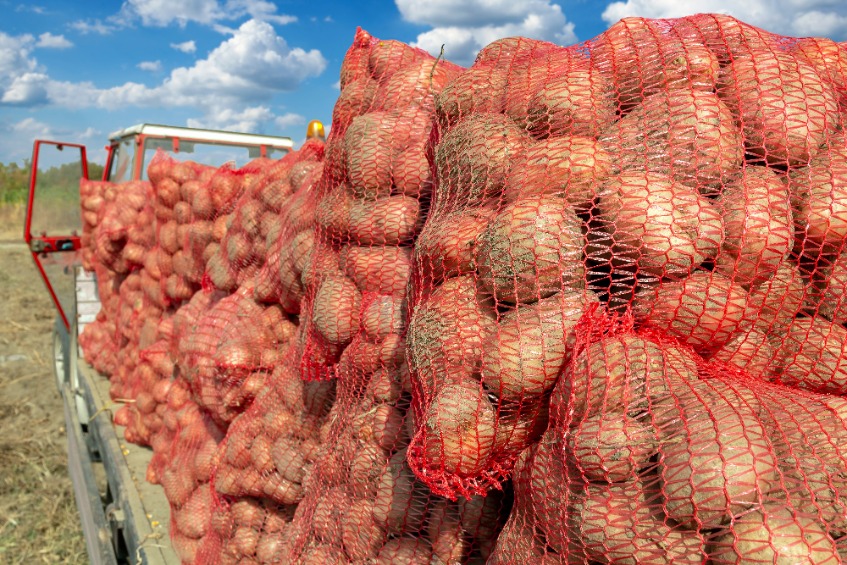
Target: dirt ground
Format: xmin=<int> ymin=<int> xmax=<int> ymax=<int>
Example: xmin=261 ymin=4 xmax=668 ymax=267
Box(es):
xmin=0 ymin=242 xmax=87 ymax=563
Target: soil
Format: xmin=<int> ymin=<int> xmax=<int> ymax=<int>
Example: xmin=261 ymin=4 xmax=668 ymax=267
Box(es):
xmin=0 ymin=242 xmax=86 ymax=563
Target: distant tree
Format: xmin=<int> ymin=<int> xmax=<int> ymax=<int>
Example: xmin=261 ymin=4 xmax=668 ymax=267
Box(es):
xmin=0 ymin=160 xmax=105 ymax=204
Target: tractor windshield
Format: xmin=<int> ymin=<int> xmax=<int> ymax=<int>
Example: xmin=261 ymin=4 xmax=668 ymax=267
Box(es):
xmin=139 ymin=137 xmax=290 ymax=180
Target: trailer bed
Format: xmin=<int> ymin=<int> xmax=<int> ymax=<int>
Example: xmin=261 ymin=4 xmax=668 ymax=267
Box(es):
xmin=66 ymin=357 xmax=178 ymax=564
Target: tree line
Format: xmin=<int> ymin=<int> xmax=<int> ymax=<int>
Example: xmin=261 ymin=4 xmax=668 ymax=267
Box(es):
xmin=0 ymin=160 xmax=105 ymax=204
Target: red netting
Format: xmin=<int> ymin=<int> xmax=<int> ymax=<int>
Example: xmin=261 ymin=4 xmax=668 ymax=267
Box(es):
xmin=209 ymin=140 xmax=325 ymax=294
xmin=147 ymin=379 xmax=224 ymax=564
xmin=71 ymin=13 xmax=847 ymax=564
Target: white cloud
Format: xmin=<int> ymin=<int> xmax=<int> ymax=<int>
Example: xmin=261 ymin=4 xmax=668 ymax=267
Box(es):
xmin=16 ymin=5 xmax=46 ymax=14
xmin=600 ymin=0 xmax=847 ymax=40
xmin=187 ymin=105 xmax=274 ymax=131
xmin=137 ymin=60 xmax=162 ymax=72
xmin=69 ymin=19 xmax=119 ymax=35
xmin=274 ymin=113 xmax=306 ymax=129
xmin=4 ymin=20 xmax=325 ymax=110
xmin=331 ymin=79 xmax=340 ymax=90
xmin=121 ymin=0 xmax=225 ymax=27
xmin=2 ymin=72 xmax=50 ymax=105
xmin=0 ymin=32 xmax=47 ymax=105
xmin=0 ymin=118 xmax=102 ymax=163
xmin=396 ymin=0 xmax=577 ymax=66
xmin=171 ymin=40 xmax=197 ymax=53
xmin=74 ymin=0 xmax=298 ymax=32
xmin=35 ymin=32 xmax=72 ymax=49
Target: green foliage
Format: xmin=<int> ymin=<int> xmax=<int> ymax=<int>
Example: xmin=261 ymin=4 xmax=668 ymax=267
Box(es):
xmin=0 ymin=160 xmax=105 ymax=205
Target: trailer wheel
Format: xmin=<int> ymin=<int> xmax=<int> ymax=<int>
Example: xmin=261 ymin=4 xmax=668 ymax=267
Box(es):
xmin=52 ymin=314 xmax=71 ymax=392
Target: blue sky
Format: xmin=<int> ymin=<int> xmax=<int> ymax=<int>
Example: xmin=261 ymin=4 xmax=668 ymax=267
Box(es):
xmin=1 ymin=0 xmax=846 ymax=165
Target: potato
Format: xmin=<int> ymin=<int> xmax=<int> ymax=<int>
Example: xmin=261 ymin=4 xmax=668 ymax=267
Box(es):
xmin=634 ymin=271 xmax=748 ymax=353
xmin=593 ymin=17 xmax=719 ymax=111
xmin=709 ymin=507 xmax=839 ymax=564
xmin=427 ymin=500 xmax=468 ymax=564
xmin=488 ymin=514 xmax=566 ymax=564
xmin=475 ymin=195 xmax=585 ymax=304
xmin=504 ymin=137 xmax=611 ymax=211
xmin=419 ymin=377 xmax=497 ymax=476
xmin=435 ymin=67 xmax=509 ymax=127
xmin=790 ymin=133 xmax=847 ymax=249
xmin=745 ymin=260 xmax=809 ymax=336
xmin=435 ymin=113 xmax=531 ymax=208
xmin=311 ymin=275 xmax=362 ymax=346
xmin=415 ymin=206 xmax=496 ymax=282
xmin=715 ymin=167 xmax=792 ymax=287
xmin=601 ymin=89 xmax=742 ymax=194
xmin=344 ymin=112 xmax=396 ymax=198
xmin=792 ymin=37 xmax=847 ymax=92
xmin=816 ymin=248 xmax=847 ymax=324
xmin=597 ymin=172 xmax=723 ymax=280
xmin=778 ymin=316 xmax=847 ymax=395
xmin=341 ymin=498 xmax=384 ymax=560
xmin=718 ymin=48 xmax=839 ymax=167
xmin=373 ymin=450 xmax=427 ymax=535
xmin=368 ymin=39 xmax=425 ymax=80
xmin=362 ymin=294 xmax=407 ymax=342
xmin=551 ymin=335 xmax=699 ymax=423
xmin=570 ymin=480 xmax=707 ymax=564
xmin=568 ymin=412 xmax=657 ymax=483
xmin=481 ymin=290 xmax=595 ymax=402
xmin=393 ymin=143 xmax=432 ymax=198
xmin=159 ymin=220 xmax=180 ymax=255
xmin=374 ymin=537 xmax=432 ymax=565
xmin=407 ymin=275 xmax=496 ymax=382
xmin=373 ymin=58 xmax=460 ymax=111
xmin=758 ymin=391 xmax=847 ymax=531
xmin=353 ymin=401 xmax=404 ymax=451
xmin=671 ymin=13 xmax=773 ymax=64
xmin=524 ymin=58 xmax=616 ymax=139
xmin=707 ymin=325 xmax=780 ymax=379
xmin=658 ymin=378 xmax=777 ymax=529
xmin=338 ymin=244 xmax=412 ymax=295
xmin=345 ymin=195 xmax=421 ymax=245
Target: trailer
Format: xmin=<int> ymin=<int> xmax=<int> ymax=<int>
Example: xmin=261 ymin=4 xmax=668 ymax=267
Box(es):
xmin=24 ymin=123 xmax=320 ymax=564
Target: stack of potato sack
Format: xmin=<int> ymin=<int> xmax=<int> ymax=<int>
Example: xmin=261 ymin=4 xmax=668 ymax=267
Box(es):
xmin=79 ymin=177 xmax=112 ymax=271
xmin=194 ymin=351 xmax=334 ymax=565
xmin=120 ymin=144 xmax=318 ymax=448
xmin=146 ymin=153 xmax=224 ymax=306
xmin=247 ymin=30 xmax=510 ymax=565
xmin=397 ymin=13 xmax=847 ymax=563
xmin=252 ymin=164 xmax=323 ymax=312
xmin=146 ymin=377 xmax=224 ymax=563
xmin=176 ymin=286 xmax=297 ymax=428
xmin=78 ymin=179 xmax=156 ymax=377
xmin=209 ymin=139 xmax=325 ymax=293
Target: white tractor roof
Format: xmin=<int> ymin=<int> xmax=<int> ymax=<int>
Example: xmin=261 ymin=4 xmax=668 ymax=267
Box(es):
xmin=107 ymin=123 xmax=294 ymax=149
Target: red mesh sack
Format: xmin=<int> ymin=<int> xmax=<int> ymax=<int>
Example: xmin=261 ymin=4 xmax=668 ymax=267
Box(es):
xmin=209 ymin=140 xmax=325 ymax=294
xmin=196 ymin=497 xmax=296 ymax=565
xmin=93 ymin=180 xmax=154 ymax=274
xmin=210 ymin=350 xmax=333 ymax=506
xmin=268 ymin=366 xmax=510 ymax=563
xmin=147 ymin=379 xmax=224 ymax=564
xmin=147 ymin=150 xmax=218 ymax=306
xmin=177 ymin=287 xmax=297 ymax=427
xmin=80 ymin=178 xmax=113 ymax=271
xmin=78 ymin=264 xmax=126 ymax=376
xmin=298 ymin=27 xmax=459 ymax=380
xmin=192 ymin=348 xmax=334 ymax=565
xmin=496 ymin=304 xmax=847 ymax=563
xmin=402 ymin=12 xmax=847 ymax=501
xmin=251 ymin=143 xmax=326 ymax=307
